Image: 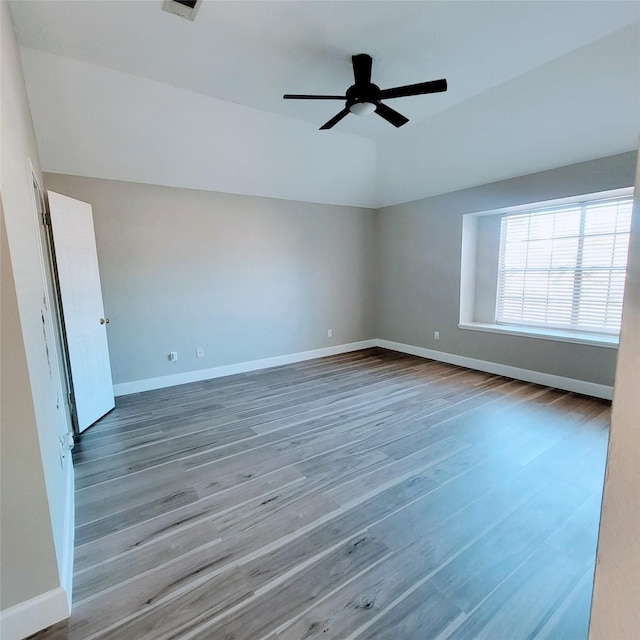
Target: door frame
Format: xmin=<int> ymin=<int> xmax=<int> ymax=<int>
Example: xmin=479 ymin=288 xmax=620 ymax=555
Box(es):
xmin=28 ymin=159 xmax=76 ymax=433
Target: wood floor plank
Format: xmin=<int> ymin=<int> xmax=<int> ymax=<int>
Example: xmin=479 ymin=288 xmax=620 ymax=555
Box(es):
xmin=275 ymin=531 xmax=459 ymax=640
xmin=72 ymin=426 xmax=163 ymax=455
xmin=325 ymin=436 xmax=469 ymax=505
xmin=429 ymin=479 xmax=591 ymax=613
xmin=369 ymin=424 xmax=601 ymax=560
xmin=73 ymin=519 xmax=220 ymax=602
xmin=183 ymin=406 xmax=395 ymax=472
xmin=185 ymin=535 xmax=391 ymax=640
xmin=211 ymin=477 xmax=340 ymax=540
xmin=100 ymin=565 xmax=252 ymax=640
xmin=75 ymin=488 xmax=201 ymax=546
xmin=443 ymin=543 xmax=589 ymax=640
xmin=73 ymin=466 xmax=304 ymax=572
xmin=534 ymin=567 xmax=596 ymax=640
xmin=75 ymin=460 xmax=190 ymax=525
xmin=352 ymin=578 xmax=464 ymax=640
xmin=56 ymin=544 xmax=248 ymax=640
xmin=74 ymin=426 xmax=257 ymax=488
xmin=238 ymin=474 xmax=439 ymax=591
xmin=27 ymin=349 xmax=608 ymax=640
xmin=545 ymin=492 xmax=603 ymax=567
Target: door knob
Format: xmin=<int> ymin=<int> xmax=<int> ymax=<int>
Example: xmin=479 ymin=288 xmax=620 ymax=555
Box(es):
xmin=100 ymin=317 xmax=110 ymax=325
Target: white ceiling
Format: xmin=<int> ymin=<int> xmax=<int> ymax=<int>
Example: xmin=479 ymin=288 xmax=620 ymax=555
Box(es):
xmin=9 ymin=1 xmax=640 ymax=207
xmin=10 ymin=0 xmax=640 ymax=140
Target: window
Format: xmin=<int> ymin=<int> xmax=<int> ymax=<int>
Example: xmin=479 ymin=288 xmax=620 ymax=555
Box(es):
xmin=496 ymin=194 xmax=633 ymax=336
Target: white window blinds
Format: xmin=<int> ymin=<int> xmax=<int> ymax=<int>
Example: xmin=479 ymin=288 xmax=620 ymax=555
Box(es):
xmin=497 ymin=195 xmax=633 ymax=335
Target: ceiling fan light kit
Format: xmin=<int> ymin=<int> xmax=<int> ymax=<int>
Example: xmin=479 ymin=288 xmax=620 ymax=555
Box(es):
xmin=284 ymin=53 xmax=447 ymax=130
xmin=350 ymin=101 xmax=376 ymax=116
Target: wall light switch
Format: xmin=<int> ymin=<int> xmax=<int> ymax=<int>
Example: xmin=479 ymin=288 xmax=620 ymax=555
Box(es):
xmin=196 ymin=347 xmax=204 ymax=358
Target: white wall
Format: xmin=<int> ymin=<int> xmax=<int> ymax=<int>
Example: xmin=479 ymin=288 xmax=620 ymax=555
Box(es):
xmin=589 ymin=153 xmax=640 ymax=640
xmin=43 ymin=174 xmax=377 ymax=390
xmin=0 ymin=1 xmax=73 ymax=635
xmin=19 ymin=47 xmax=376 ymax=209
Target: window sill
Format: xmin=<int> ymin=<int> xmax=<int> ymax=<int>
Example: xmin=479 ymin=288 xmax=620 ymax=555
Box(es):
xmin=458 ymin=322 xmax=619 ymax=349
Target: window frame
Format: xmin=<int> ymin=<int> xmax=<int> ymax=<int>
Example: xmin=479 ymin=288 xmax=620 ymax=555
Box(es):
xmin=458 ymin=187 xmax=634 ymax=348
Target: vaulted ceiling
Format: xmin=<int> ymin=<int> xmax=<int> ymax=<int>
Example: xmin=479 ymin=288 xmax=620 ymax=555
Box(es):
xmin=10 ymin=0 xmax=640 ymax=207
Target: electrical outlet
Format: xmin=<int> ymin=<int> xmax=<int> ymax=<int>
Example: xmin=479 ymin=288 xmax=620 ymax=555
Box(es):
xmin=196 ymin=347 xmax=204 ymax=358
xmin=434 ymin=331 xmax=440 ymax=340
xmin=169 ymin=351 xmax=178 ymax=362
xmin=327 ymin=329 xmax=333 ymax=337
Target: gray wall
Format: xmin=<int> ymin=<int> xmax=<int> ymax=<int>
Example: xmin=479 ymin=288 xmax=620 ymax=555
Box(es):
xmin=376 ymin=152 xmax=637 ymax=387
xmin=44 ymin=174 xmax=377 ymax=386
xmin=46 ymin=152 xmax=636 ymax=390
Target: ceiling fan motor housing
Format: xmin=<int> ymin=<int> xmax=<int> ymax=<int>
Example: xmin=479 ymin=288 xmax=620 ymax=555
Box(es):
xmin=346 ymin=83 xmax=381 ymax=107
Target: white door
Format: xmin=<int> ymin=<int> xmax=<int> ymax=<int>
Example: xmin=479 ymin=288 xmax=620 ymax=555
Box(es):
xmin=48 ymin=191 xmax=115 ymax=432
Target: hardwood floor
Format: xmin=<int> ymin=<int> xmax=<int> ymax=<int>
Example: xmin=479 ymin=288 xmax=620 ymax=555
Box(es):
xmin=29 ymin=348 xmax=609 ymax=640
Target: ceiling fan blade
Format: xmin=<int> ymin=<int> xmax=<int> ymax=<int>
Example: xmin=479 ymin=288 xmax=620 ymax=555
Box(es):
xmin=352 ymin=53 xmax=372 ymax=86
xmin=283 ymin=94 xmax=346 ymax=100
xmin=320 ymin=107 xmax=351 ymax=130
xmin=375 ymin=102 xmax=409 ymax=128
xmin=379 ymin=78 xmax=447 ymax=100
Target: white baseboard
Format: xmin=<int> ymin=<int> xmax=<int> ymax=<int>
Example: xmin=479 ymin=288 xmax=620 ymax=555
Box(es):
xmin=0 ymin=587 xmax=70 ymax=640
xmin=113 ymin=340 xmax=377 ymax=396
xmin=375 ymin=339 xmax=613 ymax=400
xmin=112 ymin=337 xmax=612 ymax=400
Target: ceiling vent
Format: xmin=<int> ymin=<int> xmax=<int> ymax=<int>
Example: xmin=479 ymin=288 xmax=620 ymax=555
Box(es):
xmin=162 ymin=0 xmax=202 ymax=21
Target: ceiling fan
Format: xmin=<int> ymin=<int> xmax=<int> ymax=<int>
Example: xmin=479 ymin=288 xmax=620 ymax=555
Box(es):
xmin=283 ymin=53 xmax=447 ymax=130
